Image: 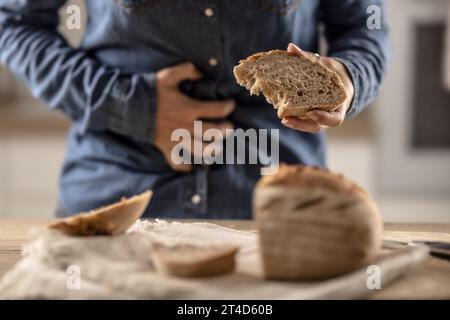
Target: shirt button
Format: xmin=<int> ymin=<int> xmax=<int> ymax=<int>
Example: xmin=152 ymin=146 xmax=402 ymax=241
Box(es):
xmin=191 ymin=194 xmax=202 ymax=205
xmin=204 ymin=8 xmax=214 ymax=17
xmin=208 ymin=57 xmax=219 ymax=67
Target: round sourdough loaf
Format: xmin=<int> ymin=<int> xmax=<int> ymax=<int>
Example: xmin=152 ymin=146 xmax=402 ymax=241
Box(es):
xmin=253 ymin=165 xmax=383 ymax=280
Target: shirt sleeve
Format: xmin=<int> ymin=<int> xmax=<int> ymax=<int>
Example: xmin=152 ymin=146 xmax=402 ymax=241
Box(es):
xmin=0 ymin=0 xmax=157 ymax=143
xmin=319 ymin=0 xmax=391 ymax=118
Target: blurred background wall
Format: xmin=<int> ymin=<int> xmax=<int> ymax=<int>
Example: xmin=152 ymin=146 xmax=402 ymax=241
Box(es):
xmin=0 ymin=0 xmax=449 ymax=221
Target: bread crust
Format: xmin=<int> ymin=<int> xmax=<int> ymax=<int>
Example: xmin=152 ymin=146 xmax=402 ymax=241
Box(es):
xmin=151 ymin=244 xmax=238 ymax=278
xmin=257 ymin=164 xmax=368 ymax=201
xmin=234 ymin=50 xmax=347 ymax=119
xmin=48 ymin=191 xmax=152 ymax=236
xmin=254 ymin=165 xmax=383 ymax=280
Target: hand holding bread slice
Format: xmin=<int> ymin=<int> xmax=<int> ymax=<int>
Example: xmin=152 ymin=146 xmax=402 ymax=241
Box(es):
xmin=234 ymin=43 xmax=354 ymax=132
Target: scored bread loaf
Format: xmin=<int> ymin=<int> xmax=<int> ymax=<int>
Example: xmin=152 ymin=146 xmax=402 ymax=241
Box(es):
xmin=253 ymin=165 xmax=383 ymax=280
xmin=150 ymin=244 xmax=239 ymax=278
xmin=233 ymin=50 xmax=347 ymax=119
xmin=48 ymin=191 xmax=152 ymax=236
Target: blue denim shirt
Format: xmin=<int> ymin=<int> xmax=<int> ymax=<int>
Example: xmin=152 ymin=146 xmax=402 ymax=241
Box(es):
xmin=0 ymin=0 xmax=389 ymax=218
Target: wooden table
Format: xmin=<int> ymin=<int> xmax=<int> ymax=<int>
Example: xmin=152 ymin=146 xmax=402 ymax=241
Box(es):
xmin=0 ymin=219 xmax=449 ymax=299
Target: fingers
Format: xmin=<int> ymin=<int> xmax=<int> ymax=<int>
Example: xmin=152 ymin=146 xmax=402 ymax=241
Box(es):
xmin=190 ymin=138 xmax=224 ymax=161
xmin=160 ymin=143 xmax=193 ymax=172
xmin=282 ymin=105 xmax=346 ymax=133
xmin=157 ymin=62 xmax=202 ymax=87
xmin=287 ymin=43 xmax=303 ymax=56
xmin=287 ymin=43 xmax=319 ymax=62
xmin=190 ymin=99 xmax=236 ymax=119
xmin=282 ymin=117 xmax=324 ymax=133
xmin=162 ymin=121 xmax=233 ymax=172
xmin=281 ymin=105 xmax=346 ymax=133
xmin=169 ymin=161 xmax=193 ymax=173
xmin=184 ymin=121 xmax=233 ymax=163
xmin=195 ymin=121 xmax=234 ymax=140
xmin=307 ymin=109 xmax=344 ymax=127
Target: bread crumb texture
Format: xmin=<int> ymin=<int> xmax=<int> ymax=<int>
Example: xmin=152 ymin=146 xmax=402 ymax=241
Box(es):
xmin=234 ymin=50 xmax=347 ymax=118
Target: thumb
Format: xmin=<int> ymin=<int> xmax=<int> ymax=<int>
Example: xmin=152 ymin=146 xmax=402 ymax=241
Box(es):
xmin=287 ymin=43 xmax=321 ymax=63
xmin=287 ymin=43 xmax=303 ymax=55
xmin=157 ymin=62 xmax=203 ymax=88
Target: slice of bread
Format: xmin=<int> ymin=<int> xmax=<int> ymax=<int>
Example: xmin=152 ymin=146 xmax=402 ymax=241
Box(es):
xmin=151 ymin=244 xmax=238 ymax=278
xmin=48 ymin=190 xmax=152 ymax=236
xmin=234 ymin=50 xmax=347 ymax=119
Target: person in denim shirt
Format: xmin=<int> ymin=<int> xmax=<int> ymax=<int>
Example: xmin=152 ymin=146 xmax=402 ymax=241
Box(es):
xmin=0 ymin=1 xmax=389 ymax=219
